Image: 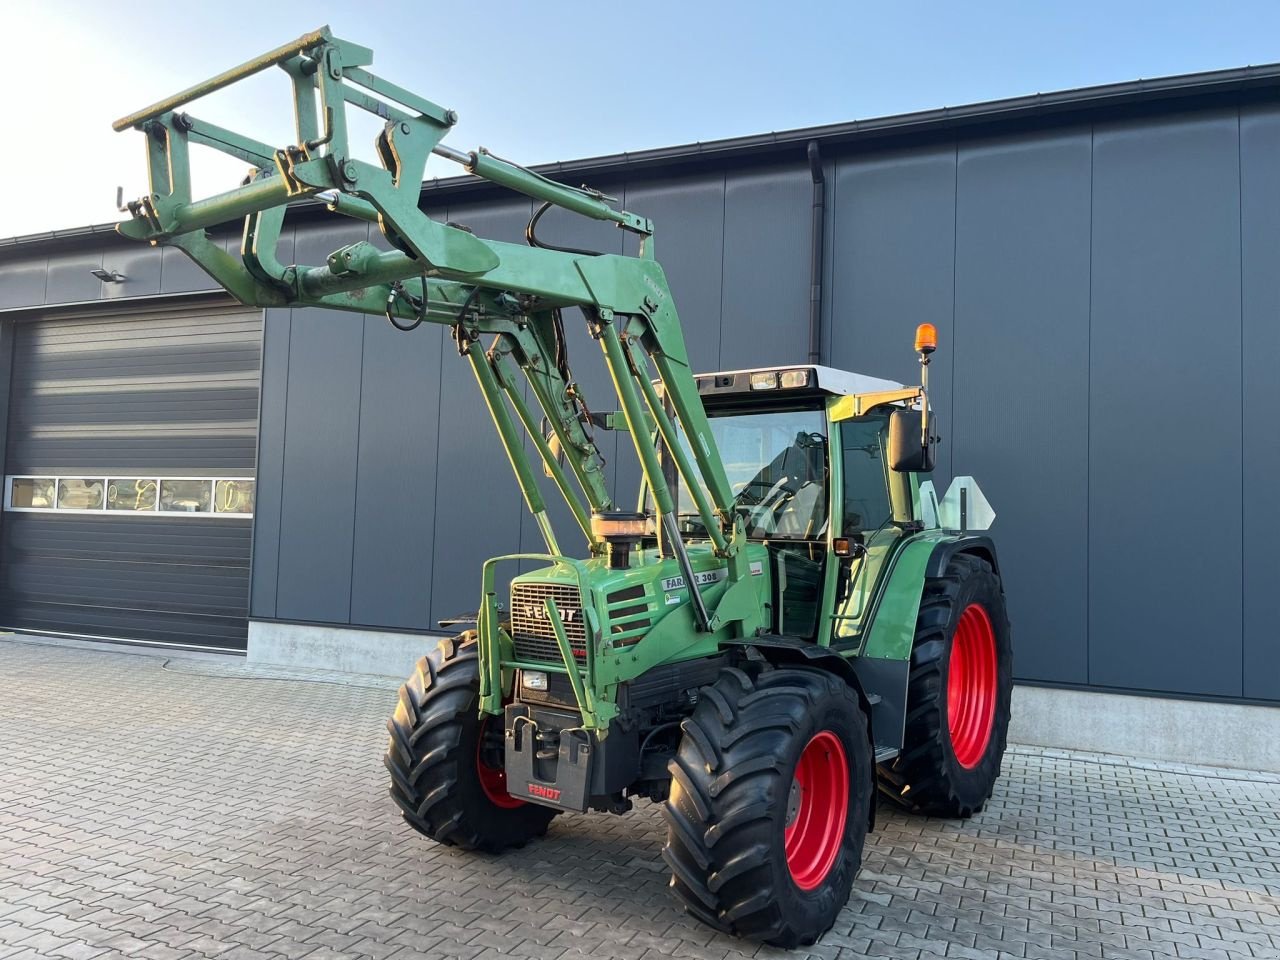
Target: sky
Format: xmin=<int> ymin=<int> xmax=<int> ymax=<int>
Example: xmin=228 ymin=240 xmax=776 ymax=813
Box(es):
xmin=6 ymin=0 xmax=1280 ymax=239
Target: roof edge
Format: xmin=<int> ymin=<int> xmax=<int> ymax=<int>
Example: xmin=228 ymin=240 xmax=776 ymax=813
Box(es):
xmin=6 ymin=60 xmax=1280 ymax=252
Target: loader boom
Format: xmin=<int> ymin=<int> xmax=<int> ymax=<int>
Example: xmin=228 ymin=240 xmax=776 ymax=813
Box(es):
xmin=114 ymin=25 xmax=764 ymax=725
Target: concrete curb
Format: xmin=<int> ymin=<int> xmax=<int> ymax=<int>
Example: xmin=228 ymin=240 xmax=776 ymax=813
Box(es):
xmin=1008 ymin=684 xmax=1280 ymax=774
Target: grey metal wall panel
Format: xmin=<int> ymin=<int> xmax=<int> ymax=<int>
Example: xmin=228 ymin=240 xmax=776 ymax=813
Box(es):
xmin=952 ymin=130 xmax=1093 ymax=684
xmin=1240 ymin=105 xmax=1280 ymax=702
xmin=0 ymin=256 xmax=48 ymax=309
xmin=102 ymin=245 xmax=163 ymax=301
xmin=273 ymin=307 xmax=363 ymax=623
xmin=249 ymin=308 xmax=290 ymax=620
xmin=45 ymin=251 xmax=105 ymax=305
xmin=827 ymin=146 xmax=957 ymax=485
xmin=0 ymin=321 xmax=13 ymax=580
xmin=720 ymin=164 xmax=812 ymax=370
xmin=158 ymin=233 xmax=236 ymax=295
xmin=349 ymin=317 xmax=444 ymax=629
xmin=624 ymin=173 xmax=725 ymax=371
xmin=1088 ymin=113 xmax=1243 ymax=698
xmin=292 ymin=220 xmax=370 ymax=265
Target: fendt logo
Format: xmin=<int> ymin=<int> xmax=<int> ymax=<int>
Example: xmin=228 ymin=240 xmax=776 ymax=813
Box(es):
xmin=527 ymin=783 xmax=561 ymax=802
xmin=520 ymin=603 xmax=578 ymax=623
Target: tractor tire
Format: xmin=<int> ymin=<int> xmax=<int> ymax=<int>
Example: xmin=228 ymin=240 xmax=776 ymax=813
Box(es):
xmin=662 ymin=665 xmax=873 ymax=947
xmin=384 ymin=633 xmax=557 ymax=853
xmin=877 ymin=553 xmax=1012 ymax=818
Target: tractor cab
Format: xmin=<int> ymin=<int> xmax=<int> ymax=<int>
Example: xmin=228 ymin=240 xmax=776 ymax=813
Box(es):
xmin=667 ymin=364 xmax=925 ymax=644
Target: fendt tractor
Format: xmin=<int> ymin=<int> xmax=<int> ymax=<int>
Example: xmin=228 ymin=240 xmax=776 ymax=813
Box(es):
xmin=113 ymin=27 xmax=1013 ymax=946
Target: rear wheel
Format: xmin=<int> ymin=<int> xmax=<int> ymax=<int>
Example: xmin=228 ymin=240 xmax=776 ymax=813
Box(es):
xmin=384 ymin=634 xmax=557 ymax=852
xmin=662 ymin=665 xmax=873 ymax=947
xmin=877 ymin=553 xmax=1012 ymax=817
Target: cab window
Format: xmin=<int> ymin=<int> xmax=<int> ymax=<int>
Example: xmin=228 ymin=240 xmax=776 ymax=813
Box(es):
xmin=840 ymin=414 xmax=892 ymax=537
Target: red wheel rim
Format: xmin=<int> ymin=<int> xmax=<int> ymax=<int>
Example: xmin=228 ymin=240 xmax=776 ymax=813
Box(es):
xmin=476 ymin=716 xmax=524 ymax=809
xmin=784 ymin=731 xmax=849 ymax=891
xmin=947 ymin=603 xmax=997 ymax=769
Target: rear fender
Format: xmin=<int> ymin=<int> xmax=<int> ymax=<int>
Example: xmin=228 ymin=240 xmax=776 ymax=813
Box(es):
xmin=925 ymin=535 xmax=1000 ymax=578
xmin=853 ymin=533 xmax=1002 ymax=755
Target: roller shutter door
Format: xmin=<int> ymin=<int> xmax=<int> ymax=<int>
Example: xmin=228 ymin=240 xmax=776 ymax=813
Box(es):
xmin=0 ymin=301 xmax=261 ymax=649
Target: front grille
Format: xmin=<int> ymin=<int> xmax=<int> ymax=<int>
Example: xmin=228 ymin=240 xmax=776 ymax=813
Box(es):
xmin=510 ymin=582 xmax=587 ymax=663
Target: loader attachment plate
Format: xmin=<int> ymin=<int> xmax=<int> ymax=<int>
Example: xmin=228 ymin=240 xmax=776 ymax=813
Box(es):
xmin=503 ymin=705 xmax=593 ymax=812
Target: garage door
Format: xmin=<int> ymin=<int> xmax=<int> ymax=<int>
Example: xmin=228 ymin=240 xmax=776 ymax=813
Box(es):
xmin=0 ymin=301 xmax=262 ymax=649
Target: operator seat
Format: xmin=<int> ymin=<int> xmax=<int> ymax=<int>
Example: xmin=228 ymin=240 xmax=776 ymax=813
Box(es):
xmin=774 ymin=481 xmax=825 ymax=539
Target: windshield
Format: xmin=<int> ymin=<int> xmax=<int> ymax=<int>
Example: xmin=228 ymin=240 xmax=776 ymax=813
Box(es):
xmin=674 ymin=407 xmax=828 ymax=540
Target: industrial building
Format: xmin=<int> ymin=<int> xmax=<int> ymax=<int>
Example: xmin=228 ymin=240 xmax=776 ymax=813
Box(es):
xmin=2 ymin=63 xmax=1277 ymax=766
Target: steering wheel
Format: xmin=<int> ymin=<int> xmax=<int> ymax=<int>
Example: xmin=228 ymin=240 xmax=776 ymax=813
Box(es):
xmin=734 ymin=477 xmax=784 ymax=507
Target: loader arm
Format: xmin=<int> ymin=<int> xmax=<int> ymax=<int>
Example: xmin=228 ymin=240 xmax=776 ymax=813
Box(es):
xmin=113 ymin=26 xmax=766 ymax=707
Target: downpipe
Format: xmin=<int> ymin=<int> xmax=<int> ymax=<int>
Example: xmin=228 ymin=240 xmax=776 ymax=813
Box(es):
xmin=807 ymin=140 xmax=825 ymax=365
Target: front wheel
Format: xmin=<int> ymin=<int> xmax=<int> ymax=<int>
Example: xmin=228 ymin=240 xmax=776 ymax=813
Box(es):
xmin=877 ymin=553 xmax=1013 ymax=818
xmin=384 ymin=634 xmax=557 ymax=852
xmin=662 ymin=665 xmax=873 ymax=947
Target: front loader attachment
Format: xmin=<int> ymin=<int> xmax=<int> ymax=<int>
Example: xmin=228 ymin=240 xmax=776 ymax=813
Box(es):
xmin=113 ymin=25 xmax=646 ymax=309
xmin=113 ymin=25 xmax=767 ymax=734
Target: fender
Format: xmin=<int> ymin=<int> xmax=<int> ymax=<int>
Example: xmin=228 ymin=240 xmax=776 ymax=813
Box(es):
xmin=925 ymin=534 xmax=1000 ymax=578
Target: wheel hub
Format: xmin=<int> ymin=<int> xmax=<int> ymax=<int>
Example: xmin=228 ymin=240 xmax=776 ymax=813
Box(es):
xmin=785 ymin=778 xmax=802 ymax=828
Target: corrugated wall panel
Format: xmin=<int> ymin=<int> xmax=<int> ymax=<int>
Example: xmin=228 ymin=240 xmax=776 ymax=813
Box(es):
xmin=1088 ymin=112 xmax=1244 ymax=698
xmin=2 ymin=515 xmax=250 ymax=646
xmin=7 ymin=306 xmax=261 ymax=474
xmin=1240 ymin=105 xmax=1280 ymax=702
xmin=952 ymin=130 xmax=1093 ymax=684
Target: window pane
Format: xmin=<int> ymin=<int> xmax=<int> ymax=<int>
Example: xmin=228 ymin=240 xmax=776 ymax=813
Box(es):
xmin=107 ymin=479 xmax=158 ymax=511
xmin=10 ymin=478 xmax=55 ymax=508
xmin=676 ymin=408 xmax=829 ymax=540
xmin=159 ymin=479 xmax=211 ymax=513
xmin=57 ymin=478 xmax=105 ymax=510
xmin=840 ymin=416 xmax=893 ymax=535
xmin=214 ymin=479 xmax=255 ymax=514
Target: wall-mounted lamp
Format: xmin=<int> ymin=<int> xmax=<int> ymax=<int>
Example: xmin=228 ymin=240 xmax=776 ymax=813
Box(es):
xmin=90 ymin=268 xmax=127 ymax=283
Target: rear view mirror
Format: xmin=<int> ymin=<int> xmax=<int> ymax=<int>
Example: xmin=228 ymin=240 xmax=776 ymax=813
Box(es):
xmin=888 ymin=408 xmax=935 ymax=473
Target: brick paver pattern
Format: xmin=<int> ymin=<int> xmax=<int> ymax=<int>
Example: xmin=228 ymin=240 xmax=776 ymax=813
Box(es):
xmin=0 ymin=638 xmax=1277 ymax=960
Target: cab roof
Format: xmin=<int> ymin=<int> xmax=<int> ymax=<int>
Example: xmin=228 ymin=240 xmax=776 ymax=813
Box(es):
xmin=692 ymin=364 xmax=904 ymax=399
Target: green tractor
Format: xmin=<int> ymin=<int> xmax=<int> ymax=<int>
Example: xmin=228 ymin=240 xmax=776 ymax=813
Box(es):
xmin=113 ymin=26 xmax=1012 ymax=947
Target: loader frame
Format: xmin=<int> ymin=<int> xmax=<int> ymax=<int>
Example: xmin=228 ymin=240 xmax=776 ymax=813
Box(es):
xmin=113 ymin=26 xmax=771 ymax=729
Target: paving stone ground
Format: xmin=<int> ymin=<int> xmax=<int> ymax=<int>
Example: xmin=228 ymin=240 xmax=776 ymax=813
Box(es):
xmin=1 ymin=637 xmax=1278 ymax=960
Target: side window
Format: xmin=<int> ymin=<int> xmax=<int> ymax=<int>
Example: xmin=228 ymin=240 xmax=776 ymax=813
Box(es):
xmin=840 ymin=416 xmax=892 ymax=536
